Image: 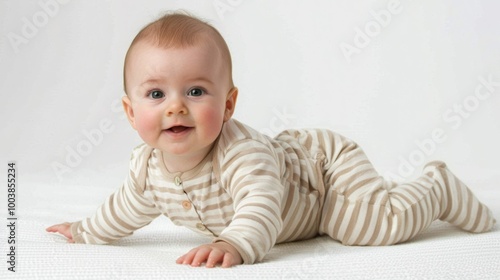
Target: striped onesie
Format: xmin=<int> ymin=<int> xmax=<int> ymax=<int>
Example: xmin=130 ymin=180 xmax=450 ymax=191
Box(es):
xmin=71 ymin=118 xmax=495 ymax=264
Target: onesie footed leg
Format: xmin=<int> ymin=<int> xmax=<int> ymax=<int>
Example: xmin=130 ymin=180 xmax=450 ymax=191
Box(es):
xmin=317 ymin=134 xmax=495 ymax=245
xmin=320 ymin=159 xmax=495 ymax=246
xmin=423 ymin=161 xmax=496 ymax=233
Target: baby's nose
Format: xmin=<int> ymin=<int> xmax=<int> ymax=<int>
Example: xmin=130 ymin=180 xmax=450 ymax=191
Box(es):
xmin=165 ymin=97 xmax=188 ymax=116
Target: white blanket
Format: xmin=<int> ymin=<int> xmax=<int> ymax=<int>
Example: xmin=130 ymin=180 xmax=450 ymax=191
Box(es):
xmin=2 ymin=181 xmax=499 ymax=279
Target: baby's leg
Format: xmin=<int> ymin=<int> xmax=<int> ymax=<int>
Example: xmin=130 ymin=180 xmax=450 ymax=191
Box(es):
xmin=317 ymin=133 xmax=495 ymax=246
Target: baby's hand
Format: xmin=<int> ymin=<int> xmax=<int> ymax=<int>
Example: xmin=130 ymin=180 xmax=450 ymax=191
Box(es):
xmin=176 ymin=241 xmax=242 ymax=268
xmin=46 ymin=222 xmax=74 ymax=243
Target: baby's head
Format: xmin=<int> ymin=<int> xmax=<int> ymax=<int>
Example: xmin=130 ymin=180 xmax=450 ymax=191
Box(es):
xmin=121 ymin=12 xmax=238 ymax=171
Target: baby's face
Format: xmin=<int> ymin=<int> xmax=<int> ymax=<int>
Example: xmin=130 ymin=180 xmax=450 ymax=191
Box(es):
xmin=122 ymin=41 xmax=236 ymax=167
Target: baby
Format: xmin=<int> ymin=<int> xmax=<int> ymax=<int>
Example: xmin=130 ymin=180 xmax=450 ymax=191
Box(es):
xmin=47 ymin=12 xmax=496 ymax=268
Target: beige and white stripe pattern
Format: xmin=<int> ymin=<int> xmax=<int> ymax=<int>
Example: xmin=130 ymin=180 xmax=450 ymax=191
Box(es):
xmin=71 ymin=119 xmax=495 ymax=264
xmin=299 ymin=129 xmax=496 ymax=245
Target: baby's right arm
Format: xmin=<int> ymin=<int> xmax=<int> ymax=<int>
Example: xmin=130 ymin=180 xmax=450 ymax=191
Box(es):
xmin=46 ymin=222 xmax=74 ymax=243
xmin=46 ymin=144 xmax=161 ymax=245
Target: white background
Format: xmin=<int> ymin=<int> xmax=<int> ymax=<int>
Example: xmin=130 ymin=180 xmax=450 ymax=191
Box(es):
xmin=1 ymin=0 xmax=499 ymax=192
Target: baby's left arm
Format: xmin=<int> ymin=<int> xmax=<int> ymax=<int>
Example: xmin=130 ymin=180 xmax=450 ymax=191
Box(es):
xmin=212 ymin=140 xmax=285 ymax=265
xmin=176 ymin=140 xmax=284 ymax=267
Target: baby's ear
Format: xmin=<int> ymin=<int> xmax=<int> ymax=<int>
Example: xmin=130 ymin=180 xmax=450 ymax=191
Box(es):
xmin=224 ymin=87 xmax=238 ymax=122
xmin=122 ymin=96 xmax=137 ymax=130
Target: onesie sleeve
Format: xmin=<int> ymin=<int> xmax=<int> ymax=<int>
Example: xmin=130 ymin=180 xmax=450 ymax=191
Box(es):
xmin=70 ymin=144 xmax=162 ymax=244
xmin=213 ymin=140 xmax=284 ymax=264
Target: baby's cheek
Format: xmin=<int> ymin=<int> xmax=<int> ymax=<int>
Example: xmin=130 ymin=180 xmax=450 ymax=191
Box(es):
xmin=200 ymin=109 xmax=223 ymax=130
xmin=200 ymin=110 xmax=216 ymax=121
xmin=134 ymin=112 xmax=159 ymax=141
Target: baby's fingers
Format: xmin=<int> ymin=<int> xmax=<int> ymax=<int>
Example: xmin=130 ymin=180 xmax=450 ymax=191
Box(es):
xmin=176 ymin=247 xmax=201 ymax=266
xmin=46 ymin=223 xmax=72 ymax=240
xmin=189 ymin=247 xmax=212 ymax=267
xmin=221 ymin=253 xmax=235 ymax=268
xmin=46 ymin=225 xmax=61 ymax=234
xmin=205 ymin=250 xmax=225 ymax=268
xmin=176 ymin=243 xmax=240 ymax=268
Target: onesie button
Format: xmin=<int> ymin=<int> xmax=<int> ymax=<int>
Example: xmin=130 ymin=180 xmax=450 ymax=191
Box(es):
xmin=174 ymin=176 xmax=182 ymax=186
xmin=196 ymin=223 xmax=206 ymax=231
xmin=182 ymin=200 xmax=192 ymax=210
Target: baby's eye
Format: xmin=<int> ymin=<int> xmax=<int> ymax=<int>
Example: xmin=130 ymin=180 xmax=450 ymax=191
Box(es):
xmin=187 ymin=88 xmax=204 ymax=97
xmin=148 ymin=90 xmax=165 ymax=99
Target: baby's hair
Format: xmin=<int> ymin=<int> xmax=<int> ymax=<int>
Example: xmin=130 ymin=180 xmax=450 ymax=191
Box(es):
xmin=123 ymin=11 xmax=233 ymax=94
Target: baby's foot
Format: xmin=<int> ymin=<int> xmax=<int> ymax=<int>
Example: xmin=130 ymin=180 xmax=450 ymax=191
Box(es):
xmin=424 ymin=161 xmax=496 ymax=233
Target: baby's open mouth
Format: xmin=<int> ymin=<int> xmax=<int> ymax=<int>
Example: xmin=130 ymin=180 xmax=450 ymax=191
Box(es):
xmin=167 ymin=126 xmax=191 ymax=133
